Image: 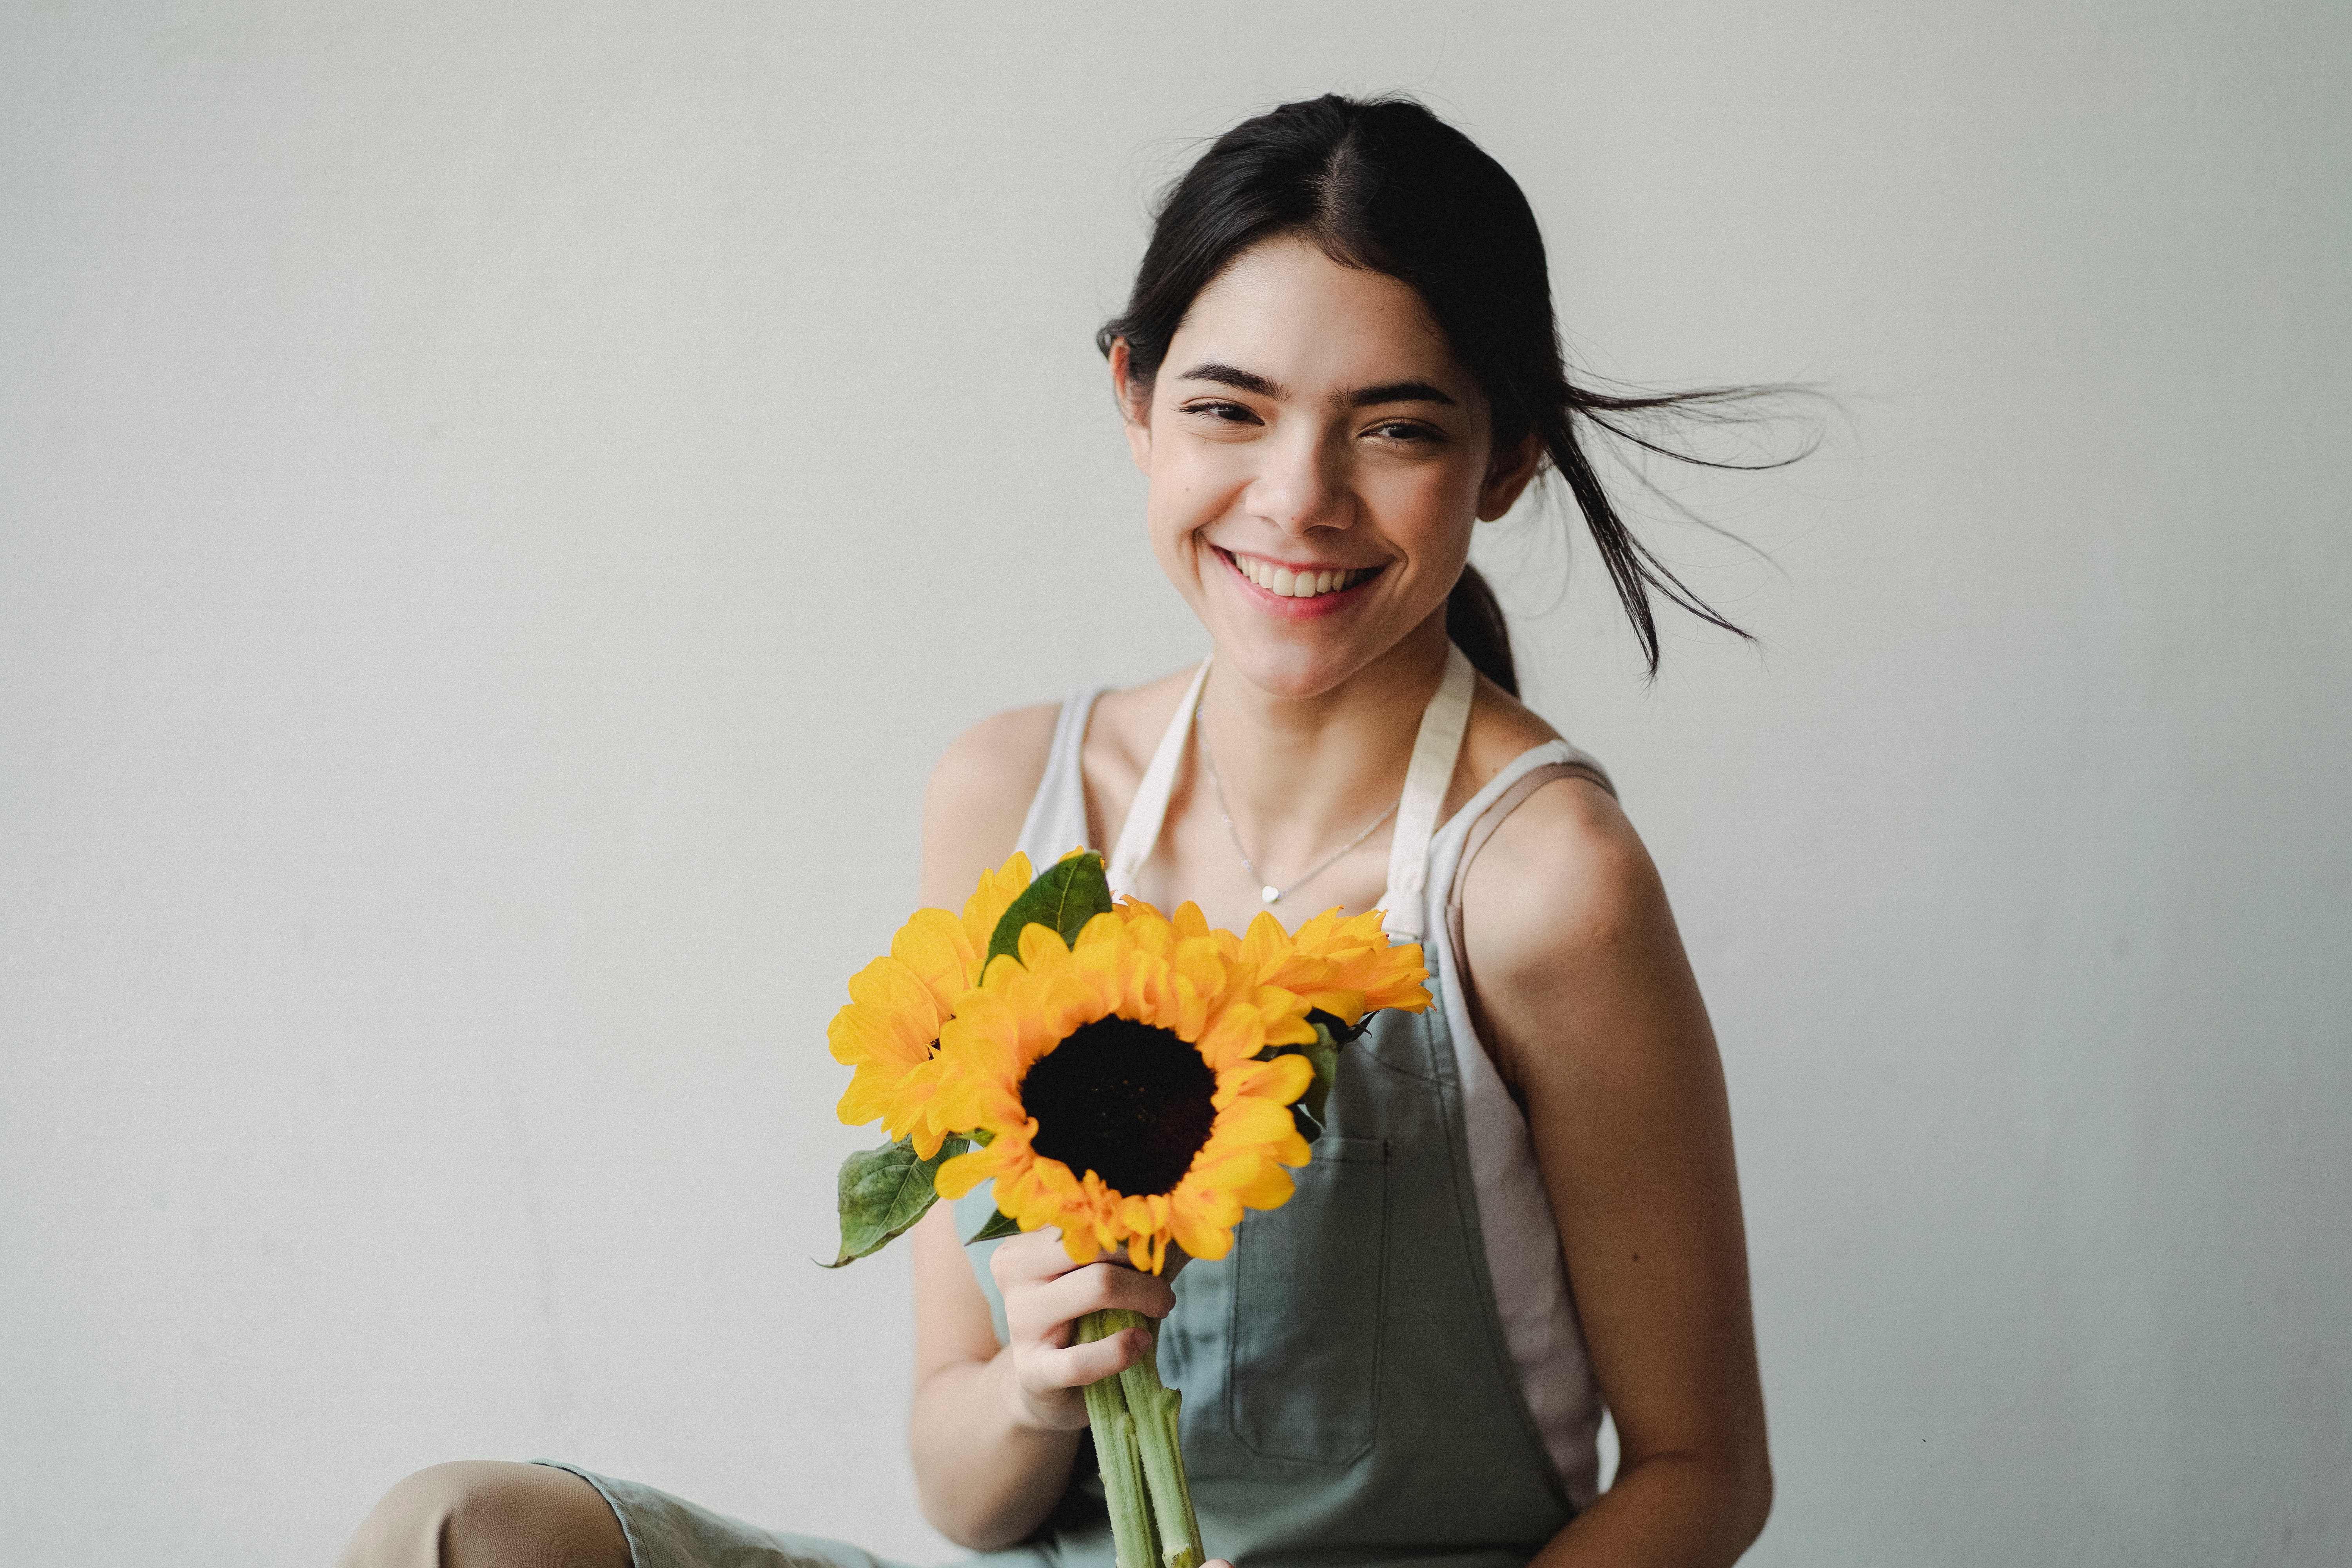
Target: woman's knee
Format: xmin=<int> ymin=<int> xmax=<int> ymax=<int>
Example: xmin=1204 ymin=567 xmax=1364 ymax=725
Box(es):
xmin=338 ymin=1461 xmax=628 ymax=1568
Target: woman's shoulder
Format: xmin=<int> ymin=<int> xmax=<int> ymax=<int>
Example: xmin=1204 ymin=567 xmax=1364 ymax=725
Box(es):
xmin=925 ymin=670 xmax=1196 ymax=817
xmin=1454 ymin=689 xmax=1674 ymax=1100
xmin=920 ymin=669 xmax=1200 ymax=902
xmin=920 ymin=701 xmax=1061 ymax=906
xmin=928 ymin=700 xmax=1061 ymax=807
xmin=1454 ymin=672 xmax=1565 ymax=809
xmin=1456 ymin=673 xmax=1655 ymax=967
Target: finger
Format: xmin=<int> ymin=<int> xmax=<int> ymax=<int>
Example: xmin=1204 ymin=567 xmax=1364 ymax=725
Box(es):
xmin=1005 ymin=1258 xmax=1174 ymax=1342
xmin=1097 ymin=1245 xmax=1193 ymax=1290
xmin=1023 ymin=1261 xmax=1176 ymax=1330
xmin=1025 ymin=1327 xmax=1150 ymax=1393
xmin=1054 ymin=1260 xmax=1176 ymax=1326
xmin=989 ymin=1227 xmax=1088 ymax=1289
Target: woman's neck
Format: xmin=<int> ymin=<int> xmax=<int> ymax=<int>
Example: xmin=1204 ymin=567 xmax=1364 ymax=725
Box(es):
xmin=1191 ymin=615 xmax=1451 ymax=873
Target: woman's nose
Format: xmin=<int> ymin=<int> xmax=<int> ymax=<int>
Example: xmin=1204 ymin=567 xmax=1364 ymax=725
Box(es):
xmin=1245 ymin=427 xmax=1351 ymax=535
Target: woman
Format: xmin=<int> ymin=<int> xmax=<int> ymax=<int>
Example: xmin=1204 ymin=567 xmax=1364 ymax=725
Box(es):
xmin=342 ymin=94 xmax=1772 ymax=1568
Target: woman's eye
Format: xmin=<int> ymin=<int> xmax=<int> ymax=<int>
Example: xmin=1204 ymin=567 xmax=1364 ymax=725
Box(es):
xmin=1180 ymin=400 xmax=1260 ymax=426
xmin=1368 ymin=420 xmax=1440 ymax=444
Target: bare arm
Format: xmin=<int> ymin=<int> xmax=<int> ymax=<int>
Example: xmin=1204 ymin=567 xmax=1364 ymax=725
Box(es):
xmin=1461 ymin=780 xmax=1772 ymax=1568
xmin=904 ymin=704 xmax=1178 ymax=1549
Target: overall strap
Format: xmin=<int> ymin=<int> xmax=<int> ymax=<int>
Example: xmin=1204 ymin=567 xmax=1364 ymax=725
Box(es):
xmin=1379 ymin=642 xmax=1477 ymax=942
xmin=1105 ymin=659 xmax=1212 ymax=898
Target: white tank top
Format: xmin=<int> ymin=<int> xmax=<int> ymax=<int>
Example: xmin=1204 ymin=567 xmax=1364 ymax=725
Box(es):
xmin=1012 ymin=644 xmax=1616 ymax=1497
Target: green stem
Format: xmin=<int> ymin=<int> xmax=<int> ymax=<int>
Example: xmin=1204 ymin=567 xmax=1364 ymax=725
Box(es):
xmin=1076 ymin=1311 xmax=1160 ymax=1568
xmin=1085 ymin=1308 xmax=1204 ymax=1568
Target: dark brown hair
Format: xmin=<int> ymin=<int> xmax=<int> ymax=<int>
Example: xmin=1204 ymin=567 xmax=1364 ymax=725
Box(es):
xmin=1100 ymin=94 xmax=1799 ymax=687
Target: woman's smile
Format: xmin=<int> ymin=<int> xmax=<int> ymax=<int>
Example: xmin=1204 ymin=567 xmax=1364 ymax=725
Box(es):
xmin=1214 ymin=547 xmax=1387 ymax=617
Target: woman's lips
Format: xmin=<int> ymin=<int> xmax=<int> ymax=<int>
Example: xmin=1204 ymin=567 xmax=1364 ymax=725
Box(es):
xmin=1215 ymin=548 xmax=1384 ymax=618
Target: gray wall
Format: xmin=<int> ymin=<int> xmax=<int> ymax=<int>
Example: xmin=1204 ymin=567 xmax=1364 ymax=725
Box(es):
xmin=4 ymin=4 xmax=2346 ymax=1564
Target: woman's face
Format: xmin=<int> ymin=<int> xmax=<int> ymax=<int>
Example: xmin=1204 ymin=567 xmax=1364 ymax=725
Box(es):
xmin=1118 ymin=234 xmax=1537 ymax=701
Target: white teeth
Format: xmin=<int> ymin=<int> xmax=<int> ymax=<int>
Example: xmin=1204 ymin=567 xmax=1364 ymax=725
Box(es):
xmin=1232 ymin=554 xmax=1365 ymax=599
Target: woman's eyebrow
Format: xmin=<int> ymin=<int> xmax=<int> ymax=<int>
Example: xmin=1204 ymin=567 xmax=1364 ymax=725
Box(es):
xmin=1346 ymin=380 xmax=1457 ymax=408
xmin=1174 ymin=364 xmax=1457 ymax=410
xmin=1174 ymin=362 xmax=1286 ymax=397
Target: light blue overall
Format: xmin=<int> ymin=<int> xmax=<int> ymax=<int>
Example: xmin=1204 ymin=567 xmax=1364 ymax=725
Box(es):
xmin=547 ymin=646 xmax=1611 ymax=1568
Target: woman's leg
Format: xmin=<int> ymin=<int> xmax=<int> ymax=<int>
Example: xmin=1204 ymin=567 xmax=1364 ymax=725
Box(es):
xmin=337 ymin=1461 xmax=630 ymax=1568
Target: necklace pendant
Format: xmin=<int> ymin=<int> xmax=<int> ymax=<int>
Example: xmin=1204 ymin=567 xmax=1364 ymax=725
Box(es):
xmin=1261 ymin=885 xmax=1282 ymax=904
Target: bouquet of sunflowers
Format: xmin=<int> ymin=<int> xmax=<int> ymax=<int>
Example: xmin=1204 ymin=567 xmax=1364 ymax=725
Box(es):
xmin=823 ymin=848 xmax=1429 ymax=1568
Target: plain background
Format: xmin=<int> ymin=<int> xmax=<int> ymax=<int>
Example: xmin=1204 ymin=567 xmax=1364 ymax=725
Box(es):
xmin=4 ymin=3 xmax=2348 ymax=1564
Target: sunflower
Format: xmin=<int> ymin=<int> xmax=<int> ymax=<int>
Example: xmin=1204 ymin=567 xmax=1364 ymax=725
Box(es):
xmin=929 ymin=895 xmax=1423 ymax=1274
xmin=826 ymin=850 xmax=1032 ymax=1158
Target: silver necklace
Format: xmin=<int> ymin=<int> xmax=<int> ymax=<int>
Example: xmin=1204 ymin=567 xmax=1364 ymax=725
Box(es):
xmin=1194 ymin=705 xmax=1399 ymax=905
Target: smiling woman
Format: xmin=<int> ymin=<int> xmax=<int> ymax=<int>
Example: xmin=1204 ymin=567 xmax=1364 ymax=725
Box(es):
xmin=340 ymin=93 xmax=1779 ymax=1568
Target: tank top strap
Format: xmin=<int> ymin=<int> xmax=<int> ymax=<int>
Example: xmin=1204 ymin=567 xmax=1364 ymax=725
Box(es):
xmin=1013 ymin=687 xmax=1106 ymax=869
xmin=1441 ymin=752 xmax=1615 ymax=984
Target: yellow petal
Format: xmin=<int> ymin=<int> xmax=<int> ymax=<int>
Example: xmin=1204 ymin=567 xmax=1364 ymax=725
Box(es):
xmin=842 ymin=958 xmax=945 ymax=1049
xmin=1015 ymin=921 xmax=1072 ymax=971
xmin=1195 ymin=1002 xmax=1267 ymax=1070
xmin=959 ymin=851 xmax=1034 ymax=960
xmin=1241 ymin=909 xmax=1290 ymax=972
xmin=1229 ymin=1158 xmax=1299 ymax=1209
xmin=934 ymin=1143 xmax=1007 ymax=1200
xmin=1213 ymin=1051 xmax=1314 ymax=1107
xmin=891 ymin=907 xmax=980 ymax=1013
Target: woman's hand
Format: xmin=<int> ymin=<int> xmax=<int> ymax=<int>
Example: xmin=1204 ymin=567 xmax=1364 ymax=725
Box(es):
xmin=990 ymin=1229 xmax=1180 ymax=1432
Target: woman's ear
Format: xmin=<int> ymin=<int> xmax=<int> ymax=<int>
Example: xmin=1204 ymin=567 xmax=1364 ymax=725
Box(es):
xmin=1477 ymin=432 xmax=1543 ymax=521
xmin=1109 ymin=338 xmax=1153 ymax=472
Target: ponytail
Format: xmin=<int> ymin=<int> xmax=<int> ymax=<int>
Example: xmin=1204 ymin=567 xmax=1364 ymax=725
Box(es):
xmin=1445 ymin=564 xmax=1517 ymax=698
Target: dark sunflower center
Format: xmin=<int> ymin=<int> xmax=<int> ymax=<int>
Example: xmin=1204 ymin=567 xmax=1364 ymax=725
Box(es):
xmin=1023 ymin=1014 xmax=1217 ymax=1198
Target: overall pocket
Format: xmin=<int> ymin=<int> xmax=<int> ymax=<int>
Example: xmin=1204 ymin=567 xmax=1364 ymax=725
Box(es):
xmin=1226 ymin=1135 xmax=1391 ymax=1465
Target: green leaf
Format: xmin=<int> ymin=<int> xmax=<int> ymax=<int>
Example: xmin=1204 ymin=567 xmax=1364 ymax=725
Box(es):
xmin=987 ymin=851 xmax=1114 ymax=971
xmin=822 ymin=1134 xmax=968 ymax=1268
xmin=964 ymin=1207 xmax=1022 ymax=1245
